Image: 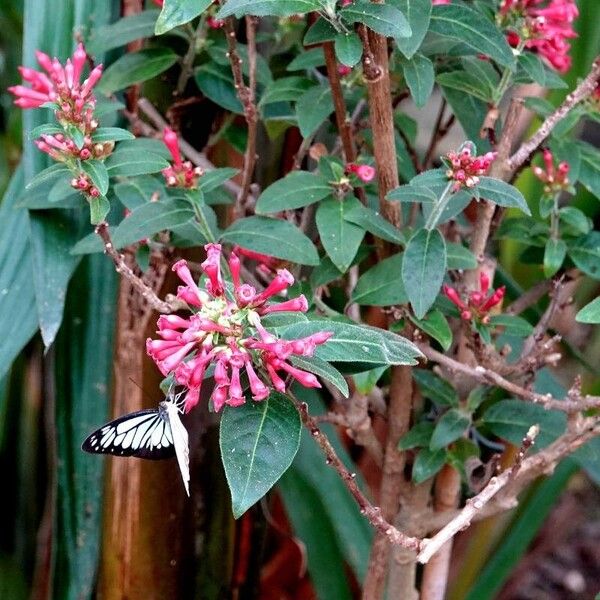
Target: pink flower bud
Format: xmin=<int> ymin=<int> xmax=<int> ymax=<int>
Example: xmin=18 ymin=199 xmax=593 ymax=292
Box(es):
xmin=201 ymin=243 xmax=224 ymax=296
xmin=72 ymin=44 xmax=87 ymax=84
xmin=461 ymin=310 xmax=472 ymax=320
xmin=254 ymin=269 xmax=294 ymax=304
xmin=183 ymin=386 xmax=200 ymax=413
xmin=442 ymin=284 xmax=466 ymax=310
xmin=356 ymin=164 xmax=376 ymax=182
xmin=80 ymin=65 xmax=103 ymax=97
xmin=79 ymin=148 xmax=91 ymax=160
xmin=236 ymin=284 xmax=257 ymax=306
xmin=479 ymin=271 xmax=490 ymax=295
xmin=258 ymin=295 xmax=309 ymax=315
xmin=212 ymin=385 xmax=229 ymax=412
xmin=229 ymin=252 xmax=241 ymax=289
xmin=337 ymin=64 xmax=352 ymax=76
xmin=481 ymin=286 xmax=505 ymax=311
xmin=89 ymin=187 xmax=100 ymax=197
xmin=162 ymin=126 xmax=182 ymax=167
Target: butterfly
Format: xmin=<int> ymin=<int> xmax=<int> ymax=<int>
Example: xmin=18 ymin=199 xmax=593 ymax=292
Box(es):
xmin=82 ymin=395 xmax=190 ymax=496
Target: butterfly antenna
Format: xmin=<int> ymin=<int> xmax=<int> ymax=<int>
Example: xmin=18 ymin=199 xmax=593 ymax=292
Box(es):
xmin=128 ymin=377 xmax=157 ymax=404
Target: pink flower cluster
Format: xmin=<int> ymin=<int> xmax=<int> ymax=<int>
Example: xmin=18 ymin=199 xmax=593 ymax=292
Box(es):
xmin=532 ymin=148 xmax=570 ymax=193
xmin=345 ymin=163 xmax=376 ymax=183
xmin=443 ymin=146 xmax=496 ymax=191
xmin=443 ymin=272 xmax=505 ymax=323
xmin=161 ymin=127 xmax=204 ymax=189
xmin=146 ymin=244 xmax=333 ymax=413
xmin=499 ymin=0 xmax=578 ymax=73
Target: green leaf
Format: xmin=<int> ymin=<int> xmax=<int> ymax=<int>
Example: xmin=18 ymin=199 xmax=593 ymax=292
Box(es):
xmin=430 ymin=408 xmax=470 ymax=451
xmin=576 ymin=297 xmax=600 ymax=324
xmin=287 ymin=47 xmax=326 ymax=71
xmin=296 ymin=85 xmax=334 ymax=138
xmin=195 ymin=63 xmax=243 ymax=114
xmin=488 ymin=314 xmax=534 ymax=337
xmin=576 ymin=141 xmax=600 ymax=200
xmin=114 ymin=177 xmax=165 ymax=209
xmin=279 ymin=320 xmax=423 ymax=367
xmin=436 ymin=70 xmax=494 ymax=102
xmin=220 ymin=392 xmax=301 ymax=518
xmin=97 ymin=48 xmax=178 ymax=94
xmin=399 ymin=421 xmax=435 ymax=450
xmin=340 ymin=1 xmax=411 ymax=39
xmin=221 ymin=216 xmax=319 ymax=266
xmin=402 ymin=53 xmax=434 ymax=107
xmin=217 ymin=0 xmax=320 ymax=18
xmin=89 ymin=196 xmax=111 ymax=225
xmin=393 ymin=0 xmax=432 ymax=58
xmin=0 ymin=169 xmax=38 ymax=381
xmin=412 ymin=448 xmax=446 ymax=483
xmin=289 ymin=355 xmax=349 ymax=398
xmin=446 ymin=242 xmax=477 ymax=269
xmin=352 ymin=253 xmax=407 ymax=306
xmin=316 ymin=197 xmax=365 ymax=273
xmin=199 ymin=168 xmax=240 ymax=192
xmin=111 ymin=198 xmax=195 ymax=248
xmin=402 ymin=228 xmax=447 ymax=319
xmin=87 ymin=10 xmax=160 ymax=54
xmin=91 ymin=127 xmax=135 ymax=143
xmin=517 ymin=51 xmax=546 ymax=86
xmin=343 ymin=203 xmax=405 ymax=245
xmin=543 ymin=238 xmax=567 ymax=278
xmin=304 ymin=17 xmax=337 ymax=45
xmin=429 ymin=4 xmax=514 ymax=67
xmin=155 ymin=0 xmax=212 ymax=34
xmin=477 ymin=177 xmax=531 ymax=215
xmin=28 ymin=123 xmax=63 ymax=139
xmin=105 ymin=149 xmax=169 ymax=177
xmin=386 ymin=183 xmax=437 ymax=203
xmin=256 ymin=171 xmax=332 ymax=213
xmin=559 ymin=207 xmax=591 ymax=235
xmin=409 ymin=309 xmax=452 ymax=351
xmin=80 ymin=159 xmax=109 ymax=196
xmin=481 ymin=399 xmax=566 ymax=447
xmin=25 ymin=162 xmax=71 ymax=190
xmin=413 ymin=369 xmax=459 ymax=407
xmin=441 ymin=86 xmax=491 ymax=150
xmin=334 ymin=32 xmax=363 ymax=67
xmin=259 ymin=76 xmax=314 ymax=105
xmin=568 ymin=231 xmax=600 ymax=279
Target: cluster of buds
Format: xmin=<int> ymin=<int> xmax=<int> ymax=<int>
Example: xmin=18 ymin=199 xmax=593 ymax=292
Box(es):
xmin=499 ymin=0 xmax=578 ymax=73
xmin=345 ymin=162 xmax=376 ymax=183
xmin=443 ymin=145 xmax=496 ymax=191
xmin=146 ymin=244 xmax=333 ymax=413
xmin=35 ymin=130 xmax=114 ymax=163
xmin=161 ymin=127 xmax=204 ymax=189
xmin=70 ymin=173 xmax=100 ymax=197
xmin=532 ymin=148 xmax=570 ymax=193
xmin=443 ymin=272 xmax=506 ymax=323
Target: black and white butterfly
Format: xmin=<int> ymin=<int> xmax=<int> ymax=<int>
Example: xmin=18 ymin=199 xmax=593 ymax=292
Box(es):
xmin=82 ymin=396 xmax=190 ymax=495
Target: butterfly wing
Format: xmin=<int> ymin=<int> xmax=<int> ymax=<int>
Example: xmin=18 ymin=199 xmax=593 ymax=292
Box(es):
xmin=163 ymin=401 xmax=190 ymax=496
xmin=81 ymin=408 xmax=175 ymax=459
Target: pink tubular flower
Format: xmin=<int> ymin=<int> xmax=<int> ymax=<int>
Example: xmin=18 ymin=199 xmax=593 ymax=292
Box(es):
xmin=443 ymin=274 xmax=505 ymax=323
xmin=532 ymin=148 xmax=570 ymax=194
xmin=499 ymin=0 xmax=578 ymax=73
xmin=146 ymin=244 xmax=332 ymax=413
xmin=161 ymin=127 xmax=204 ymax=189
xmin=443 ymin=145 xmax=497 ymax=191
xmin=345 ymin=163 xmax=376 ymax=183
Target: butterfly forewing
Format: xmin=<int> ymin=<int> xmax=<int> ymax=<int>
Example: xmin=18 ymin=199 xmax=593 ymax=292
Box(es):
xmin=82 ymin=407 xmax=176 ymax=459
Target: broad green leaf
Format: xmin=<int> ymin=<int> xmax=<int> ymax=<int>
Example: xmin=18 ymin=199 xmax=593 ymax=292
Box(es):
xmin=559 ymin=207 xmax=591 ymax=235
xmin=413 ymin=369 xmax=459 ymax=407
xmin=481 ymin=399 xmax=566 ymax=448
xmin=91 ymin=127 xmax=135 ymax=143
xmin=402 ymin=53 xmax=434 ymax=107
xmin=105 ymin=149 xmax=169 ymax=177
xmin=89 ymin=196 xmax=111 ymax=225
xmin=316 ymin=197 xmax=365 ymax=272
xmin=256 ymin=171 xmax=332 ymax=213
xmin=402 ymin=228 xmax=447 ymax=319
xmin=259 ymin=77 xmax=314 ymax=105
xmin=114 ymin=177 xmax=165 ymax=210
xmin=25 ymin=162 xmax=71 ymax=190
xmin=340 ymin=1 xmax=411 ymax=39
xmin=576 ymin=297 xmax=600 ymax=324
xmin=568 ymin=231 xmax=600 ymax=279
xmin=220 ymin=392 xmax=301 ymax=518
xmin=446 ymin=242 xmax=477 ymax=269
xmin=334 ymin=32 xmax=363 ymax=67
xmin=0 ymin=170 xmax=38 ymax=381
xmin=81 ymin=159 xmax=109 ymax=196
xmin=28 ymin=123 xmax=63 ymax=139
xmin=221 ymin=216 xmax=319 ymax=266
xmin=576 ymin=141 xmax=600 ymax=200
xmin=290 ymin=355 xmax=349 ymax=398
xmin=199 ymin=168 xmax=240 ymax=192
xmin=310 ymin=247 xmax=369 ymax=288
xmin=353 ymin=367 xmax=387 ymax=395
xmin=155 ymin=0 xmax=212 ymax=34
xmin=488 ymin=314 xmax=534 ymax=337
xmin=441 ymin=86 xmax=491 ymax=150
xmin=517 ymin=52 xmax=546 ymax=86
xmin=195 ymin=63 xmax=243 ymax=114
xmin=430 ymin=408 xmax=470 ymax=451
xmin=206 ymin=38 xmax=273 ymax=86
xmin=412 ymin=448 xmax=446 ymax=483
xmin=398 ymin=422 xmax=435 ymax=450
xmin=436 ymin=70 xmax=493 ymax=102
xmin=304 ymin=17 xmax=337 ymax=45
xmin=296 ymin=85 xmax=334 ymax=138
xmin=218 ymin=0 xmax=320 ymax=18
xmin=387 ymin=183 xmax=437 ymax=203
xmin=543 ymin=238 xmax=567 ymax=278
xmin=287 ymin=47 xmax=326 ymax=71
xmin=98 ymin=48 xmax=178 ymax=94
xmin=477 ymin=177 xmax=531 ymax=215
xmin=393 ymin=0 xmax=432 ymax=58
xmin=429 ymin=4 xmax=514 ymax=67
xmin=87 ymin=10 xmax=160 ymax=54
xmin=351 ymin=253 xmax=407 ymax=306
xmin=279 ymin=320 xmax=423 ymax=367
xmin=343 ymin=203 xmax=405 ymax=245
xmin=111 ymin=198 xmax=195 ymax=248
xmin=409 ymin=309 xmax=452 ymax=351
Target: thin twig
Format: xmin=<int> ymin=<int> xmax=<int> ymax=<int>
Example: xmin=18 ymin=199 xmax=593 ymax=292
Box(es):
xmin=422 ymin=98 xmax=448 ymax=169
xmin=505 ymin=278 xmax=554 ymax=315
xmin=175 ymin=19 xmax=206 ymax=95
xmin=509 ymin=56 xmax=600 ymax=171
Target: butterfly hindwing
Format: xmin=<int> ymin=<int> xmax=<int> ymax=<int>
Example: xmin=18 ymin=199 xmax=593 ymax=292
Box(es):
xmin=81 ymin=407 xmax=175 ymax=460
